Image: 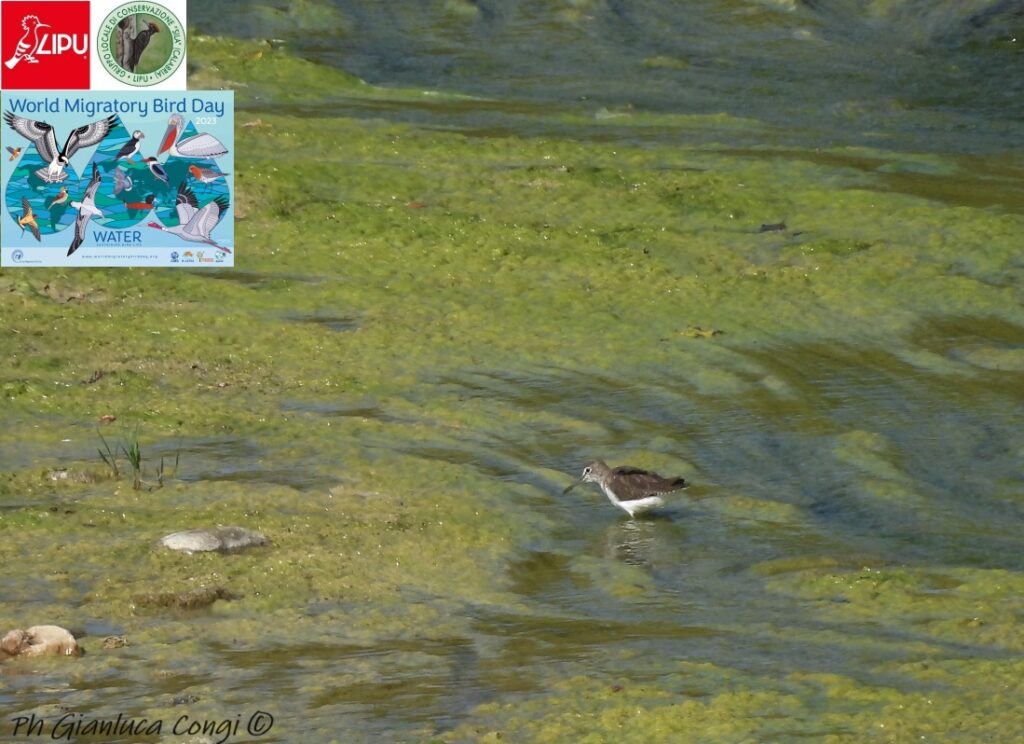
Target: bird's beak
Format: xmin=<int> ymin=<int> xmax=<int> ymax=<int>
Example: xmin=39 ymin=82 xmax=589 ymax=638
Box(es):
xmin=562 ymin=478 xmax=583 ymax=494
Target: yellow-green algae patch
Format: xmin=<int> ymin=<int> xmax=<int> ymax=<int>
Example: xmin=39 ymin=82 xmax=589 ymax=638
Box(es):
xmin=1 ymin=33 xmax=1023 ymax=742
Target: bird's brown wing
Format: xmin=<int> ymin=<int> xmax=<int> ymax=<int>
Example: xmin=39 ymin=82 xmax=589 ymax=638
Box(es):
xmin=610 ymin=466 xmax=687 ymax=499
xmin=21 ymin=197 xmax=31 ymax=217
xmin=27 ymin=220 xmax=41 ymax=242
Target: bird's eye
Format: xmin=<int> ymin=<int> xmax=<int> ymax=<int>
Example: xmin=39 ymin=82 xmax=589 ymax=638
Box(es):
xmin=583 ymin=467 xmax=591 ymax=475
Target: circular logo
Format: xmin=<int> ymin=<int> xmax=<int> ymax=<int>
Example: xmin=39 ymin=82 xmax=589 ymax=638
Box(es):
xmin=11 ymin=250 xmax=24 ymax=263
xmin=97 ymin=3 xmax=184 ymax=87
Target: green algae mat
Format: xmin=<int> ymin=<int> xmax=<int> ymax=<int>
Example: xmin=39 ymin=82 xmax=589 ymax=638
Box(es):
xmin=2 ymin=18 xmax=1023 ymax=744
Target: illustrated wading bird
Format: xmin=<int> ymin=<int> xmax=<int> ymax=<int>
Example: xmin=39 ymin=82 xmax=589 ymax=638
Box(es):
xmin=563 ymin=460 xmax=688 ymax=517
xmin=158 ymin=114 xmax=228 ymax=159
xmin=147 ymin=182 xmax=231 ymax=253
xmin=4 ymin=112 xmax=116 ymax=183
xmin=127 ymin=21 xmax=160 ymax=72
xmin=113 ymin=166 xmax=133 ymax=195
xmin=6 ymin=146 xmax=22 ymax=160
xmin=68 ymin=163 xmax=103 ymax=257
xmin=142 ymin=156 xmax=168 ymax=185
xmin=187 ymin=163 xmax=229 ymax=184
xmin=18 ymin=198 xmax=41 ymax=241
xmin=113 ymin=130 xmax=144 ymax=161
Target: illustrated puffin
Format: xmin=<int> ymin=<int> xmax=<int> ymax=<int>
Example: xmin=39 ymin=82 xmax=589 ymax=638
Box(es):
xmin=142 ymin=156 xmax=169 ymax=185
xmin=127 ymin=21 xmax=160 ymax=72
xmin=18 ymin=198 xmax=41 ymax=241
xmin=4 ymin=112 xmax=116 ymax=183
xmin=158 ymin=114 xmax=228 ymax=159
xmin=114 ymin=130 xmax=144 ymax=161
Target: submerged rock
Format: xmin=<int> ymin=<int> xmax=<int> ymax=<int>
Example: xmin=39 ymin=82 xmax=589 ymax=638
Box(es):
xmin=1 ymin=625 xmax=81 ymax=659
xmin=159 ymin=527 xmax=268 ymax=554
xmin=135 ymin=586 xmax=240 ymax=609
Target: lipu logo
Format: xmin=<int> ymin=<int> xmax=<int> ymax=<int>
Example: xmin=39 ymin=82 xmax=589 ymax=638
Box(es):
xmin=1 ymin=2 xmax=90 ymax=89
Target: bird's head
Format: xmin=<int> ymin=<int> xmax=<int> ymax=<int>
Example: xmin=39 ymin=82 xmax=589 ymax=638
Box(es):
xmin=147 ymin=22 xmax=160 ymax=33
xmin=57 ymin=155 xmax=69 ymax=166
xmin=132 ymin=130 xmax=144 ymax=139
xmin=563 ymin=460 xmax=608 ymax=493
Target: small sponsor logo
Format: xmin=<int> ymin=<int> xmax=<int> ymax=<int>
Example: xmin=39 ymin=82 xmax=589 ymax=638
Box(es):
xmin=169 ymin=250 xmax=178 ymax=263
xmin=97 ymin=2 xmax=184 ymax=87
xmin=11 ymin=249 xmax=24 ymax=262
xmin=1 ymin=2 xmax=90 ymax=89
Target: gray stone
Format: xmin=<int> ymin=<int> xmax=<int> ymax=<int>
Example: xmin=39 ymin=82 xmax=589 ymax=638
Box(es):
xmin=159 ymin=527 xmax=268 ymax=554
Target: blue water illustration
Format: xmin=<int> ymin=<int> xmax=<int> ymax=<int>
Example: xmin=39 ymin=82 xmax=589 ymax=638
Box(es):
xmin=5 ymin=116 xmax=230 ymax=236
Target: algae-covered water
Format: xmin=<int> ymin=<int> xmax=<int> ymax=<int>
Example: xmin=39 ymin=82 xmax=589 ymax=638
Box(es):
xmin=2 ymin=1 xmax=1023 ymax=741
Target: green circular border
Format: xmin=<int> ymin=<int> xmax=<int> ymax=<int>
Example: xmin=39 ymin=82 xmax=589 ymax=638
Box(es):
xmin=98 ymin=2 xmax=184 ymax=87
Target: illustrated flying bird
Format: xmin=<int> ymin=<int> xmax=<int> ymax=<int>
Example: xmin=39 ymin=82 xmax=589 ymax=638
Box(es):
xmin=6 ymin=146 xmax=21 ymax=160
xmin=114 ymin=130 xmax=144 ymax=161
xmin=68 ymin=163 xmax=103 ymax=257
xmin=18 ymin=198 xmax=41 ymax=241
xmin=142 ymin=156 xmax=168 ymax=185
xmin=148 ymin=181 xmax=231 ymax=253
xmin=127 ymin=21 xmax=160 ymax=72
xmin=4 ymin=112 xmax=117 ymax=183
xmin=158 ymin=114 xmax=228 ymax=159
xmin=188 ymin=164 xmax=229 ymax=184
xmin=113 ymin=166 xmax=133 ymax=195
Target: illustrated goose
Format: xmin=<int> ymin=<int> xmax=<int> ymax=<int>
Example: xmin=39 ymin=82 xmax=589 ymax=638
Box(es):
xmin=158 ymin=114 xmax=228 ymax=159
xmin=68 ymin=163 xmax=103 ymax=256
xmin=148 ymin=182 xmax=231 ymax=253
xmin=4 ymin=112 xmax=116 ymax=183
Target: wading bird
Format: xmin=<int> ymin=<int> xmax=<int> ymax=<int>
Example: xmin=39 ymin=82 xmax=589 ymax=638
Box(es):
xmin=147 ymin=182 xmax=231 ymax=253
xmin=564 ymin=460 xmax=688 ymax=517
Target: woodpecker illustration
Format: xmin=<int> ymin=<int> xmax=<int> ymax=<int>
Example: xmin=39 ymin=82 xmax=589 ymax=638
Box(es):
xmin=127 ymin=21 xmax=160 ymax=72
xmin=4 ymin=15 xmax=50 ymax=70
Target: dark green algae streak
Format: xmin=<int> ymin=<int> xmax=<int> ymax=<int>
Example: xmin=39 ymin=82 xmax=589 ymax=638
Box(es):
xmin=1 ymin=33 xmax=1023 ymax=744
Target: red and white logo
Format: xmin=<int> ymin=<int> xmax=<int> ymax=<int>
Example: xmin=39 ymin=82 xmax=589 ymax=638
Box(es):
xmin=1 ymin=2 xmax=90 ymax=89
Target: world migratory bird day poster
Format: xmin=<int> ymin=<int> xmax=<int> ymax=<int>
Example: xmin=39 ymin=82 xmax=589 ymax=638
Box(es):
xmin=0 ymin=90 xmax=233 ymax=267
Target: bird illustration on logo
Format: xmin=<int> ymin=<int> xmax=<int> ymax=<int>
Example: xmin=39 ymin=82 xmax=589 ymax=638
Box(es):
xmin=4 ymin=15 xmax=50 ymax=69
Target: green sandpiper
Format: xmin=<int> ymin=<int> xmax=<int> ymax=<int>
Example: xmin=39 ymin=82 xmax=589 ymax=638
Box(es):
xmin=563 ymin=460 xmax=688 ymax=517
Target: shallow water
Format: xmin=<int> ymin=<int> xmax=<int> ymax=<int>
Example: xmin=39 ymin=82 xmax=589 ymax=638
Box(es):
xmin=2 ymin=1 xmax=1024 ymax=742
